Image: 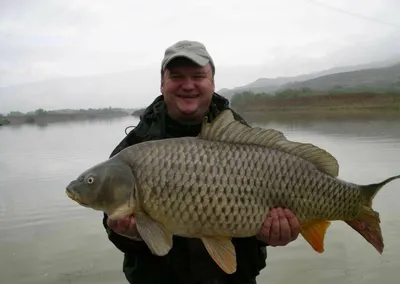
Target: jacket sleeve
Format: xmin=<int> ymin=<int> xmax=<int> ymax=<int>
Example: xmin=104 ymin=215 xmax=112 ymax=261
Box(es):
xmin=102 ymin=213 xmax=148 ymax=252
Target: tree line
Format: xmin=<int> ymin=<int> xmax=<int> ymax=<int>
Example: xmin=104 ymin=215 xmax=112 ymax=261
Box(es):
xmin=230 ymin=86 xmax=400 ymax=106
xmin=0 ymin=107 xmax=129 ymax=118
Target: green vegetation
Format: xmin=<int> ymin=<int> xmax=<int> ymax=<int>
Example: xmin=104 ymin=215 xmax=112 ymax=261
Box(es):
xmin=231 ymin=88 xmax=319 ymax=105
xmin=230 ymin=88 xmax=400 ymax=121
xmin=0 ymin=107 xmax=132 ymax=126
xmin=231 ymin=85 xmax=400 ymax=106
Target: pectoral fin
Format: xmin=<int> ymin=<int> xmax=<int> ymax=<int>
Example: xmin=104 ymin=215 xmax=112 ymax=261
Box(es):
xmin=300 ymin=220 xmax=331 ymax=253
xmin=201 ymin=237 xmax=237 ymax=274
xmin=135 ymin=212 xmax=173 ymax=256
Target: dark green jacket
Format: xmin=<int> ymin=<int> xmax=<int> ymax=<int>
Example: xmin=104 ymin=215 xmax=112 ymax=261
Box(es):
xmin=102 ymin=93 xmax=267 ymax=284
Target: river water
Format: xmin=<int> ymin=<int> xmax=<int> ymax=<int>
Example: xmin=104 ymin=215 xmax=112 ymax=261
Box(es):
xmin=0 ymin=115 xmax=399 ymax=284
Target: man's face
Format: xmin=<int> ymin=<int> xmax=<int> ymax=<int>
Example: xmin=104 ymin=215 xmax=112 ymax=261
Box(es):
xmin=161 ymin=58 xmax=215 ymax=124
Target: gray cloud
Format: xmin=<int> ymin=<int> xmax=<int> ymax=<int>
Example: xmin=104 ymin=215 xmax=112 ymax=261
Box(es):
xmin=0 ymin=0 xmax=399 ymax=111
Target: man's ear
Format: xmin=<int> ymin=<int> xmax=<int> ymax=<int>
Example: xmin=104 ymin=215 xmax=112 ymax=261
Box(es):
xmin=209 ymin=77 xmax=215 ymax=91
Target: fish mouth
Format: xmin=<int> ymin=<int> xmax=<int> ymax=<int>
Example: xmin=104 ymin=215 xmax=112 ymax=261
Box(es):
xmin=65 ymin=189 xmax=89 ymax=206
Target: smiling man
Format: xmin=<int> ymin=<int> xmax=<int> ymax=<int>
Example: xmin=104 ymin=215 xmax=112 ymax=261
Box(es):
xmin=160 ymin=42 xmax=216 ymax=124
xmin=102 ymin=40 xmax=300 ymax=284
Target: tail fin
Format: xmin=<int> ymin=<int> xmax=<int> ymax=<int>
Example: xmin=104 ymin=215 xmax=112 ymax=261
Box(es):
xmin=345 ymin=174 xmax=400 ymax=254
xmin=360 ymin=174 xmax=400 ymax=207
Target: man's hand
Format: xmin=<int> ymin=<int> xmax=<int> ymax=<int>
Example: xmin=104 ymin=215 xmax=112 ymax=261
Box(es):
xmin=107 ymin=215 xmax=143 ymax=241
xmin=257 ymin=207 xmax=300 ymax=246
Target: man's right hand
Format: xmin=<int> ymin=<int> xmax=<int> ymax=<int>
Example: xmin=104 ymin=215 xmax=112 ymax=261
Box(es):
xmin=107 ymin=215 xmax=143 ymax=241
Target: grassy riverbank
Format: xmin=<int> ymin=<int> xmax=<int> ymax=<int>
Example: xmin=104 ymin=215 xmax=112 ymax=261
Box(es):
xmin=231 ymin=92 xmax=400 ymax=121
xmin=0 ymin=107 xmax=133 ymax=126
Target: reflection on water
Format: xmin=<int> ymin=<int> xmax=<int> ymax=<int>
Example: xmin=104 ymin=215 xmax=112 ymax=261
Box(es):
xmin=0 ymin=115 xmax=399 ymax=284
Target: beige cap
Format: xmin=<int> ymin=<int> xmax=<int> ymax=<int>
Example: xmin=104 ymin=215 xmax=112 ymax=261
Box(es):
xmin=161 ymin=40 xmax=215 ymax=71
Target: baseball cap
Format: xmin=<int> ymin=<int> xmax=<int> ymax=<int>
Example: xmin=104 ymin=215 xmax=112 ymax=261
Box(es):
xmin=161 ymin=40 xmax=215 ymax=72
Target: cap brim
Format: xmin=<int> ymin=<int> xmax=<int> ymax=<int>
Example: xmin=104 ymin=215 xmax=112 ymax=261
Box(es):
xmin=162 ymin=52 xmax=209 ymax=70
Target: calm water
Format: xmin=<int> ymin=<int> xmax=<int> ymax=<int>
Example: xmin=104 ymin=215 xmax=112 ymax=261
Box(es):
xmin=1 ymin=116 xmax=400 ymax=284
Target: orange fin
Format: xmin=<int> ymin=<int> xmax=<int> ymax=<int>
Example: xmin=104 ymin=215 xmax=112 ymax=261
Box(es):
xmin=300 ymin=220 xmax=331 ymax=253
xmin=201 ymin=237 xmax=237 ymax=274
xmin=345 ymin=206 xmax=384 ymax=254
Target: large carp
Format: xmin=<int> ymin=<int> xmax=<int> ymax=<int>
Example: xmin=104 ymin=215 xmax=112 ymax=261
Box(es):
xmin=66 ymin=109 xmax=400 ymax=274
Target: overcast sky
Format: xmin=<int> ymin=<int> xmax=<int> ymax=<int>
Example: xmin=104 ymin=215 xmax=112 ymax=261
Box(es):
xmin=0 ymin=0 xmax=400 ymax=109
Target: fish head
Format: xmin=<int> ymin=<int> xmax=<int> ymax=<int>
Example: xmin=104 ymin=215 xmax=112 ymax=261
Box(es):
xmin=65 ymin=157 xmax=137 ymax=219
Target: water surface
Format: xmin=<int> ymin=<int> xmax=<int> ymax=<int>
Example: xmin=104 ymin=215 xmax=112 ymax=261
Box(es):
xmin=1 ymin=116 xmax=399 ymax=284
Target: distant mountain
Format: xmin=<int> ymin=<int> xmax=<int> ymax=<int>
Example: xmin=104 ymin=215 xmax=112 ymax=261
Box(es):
xmin=280 ymin=63 xmax=400 ymax=92
xmin=218 ymin=58 xmax=400 ymax=100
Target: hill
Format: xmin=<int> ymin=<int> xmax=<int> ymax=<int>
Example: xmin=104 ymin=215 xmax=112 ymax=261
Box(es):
xmin=218 ymin=58 xmax=400 ymax=100
xmin=228 ymin=61 xmax=400 ymax=120
xmin=279 ymin=63 xmax=400 ymax=92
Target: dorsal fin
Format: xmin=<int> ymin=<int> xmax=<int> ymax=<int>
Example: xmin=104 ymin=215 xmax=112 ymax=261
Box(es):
xmin=199 ymin=109 xmax=339 ymax=177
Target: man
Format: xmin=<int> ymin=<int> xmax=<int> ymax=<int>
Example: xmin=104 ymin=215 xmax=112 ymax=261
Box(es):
xmin=102 ymin=40 xmax=300 ymax=284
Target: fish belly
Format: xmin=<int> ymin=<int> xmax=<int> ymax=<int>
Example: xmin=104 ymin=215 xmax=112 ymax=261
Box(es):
xmin=129 ymin=138 xmax=362 ymax=238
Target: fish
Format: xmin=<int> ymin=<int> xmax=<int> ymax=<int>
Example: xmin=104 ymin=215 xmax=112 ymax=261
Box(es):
xmin=65 ymin=109 xmax=400 ymax=274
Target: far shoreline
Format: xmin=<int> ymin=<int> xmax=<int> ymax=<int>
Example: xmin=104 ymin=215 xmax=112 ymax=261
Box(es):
xmin=2 ymin=92 xmax=399 ymax=127
xmin=0 ymin=107 xmax=135 ymax=127
xmin=230 ymin=92 xmax=400 ymax=121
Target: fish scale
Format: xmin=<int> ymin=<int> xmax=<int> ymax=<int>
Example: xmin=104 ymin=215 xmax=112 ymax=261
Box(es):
xmin=129 ymin=139 xmax=357 ymax=237
xmin=66 ymin=109 xmax=400 ymax=275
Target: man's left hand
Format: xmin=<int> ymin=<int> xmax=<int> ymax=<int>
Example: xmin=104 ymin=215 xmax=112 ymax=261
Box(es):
xmin=257 ymin=207 xmax=300 ymax=246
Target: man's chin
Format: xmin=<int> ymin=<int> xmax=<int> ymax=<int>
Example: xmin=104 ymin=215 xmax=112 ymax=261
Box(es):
xmin=175 ymin=108 xmax=205 ymax=123
xmin=176 ymin=103 xmax=199 ymax=116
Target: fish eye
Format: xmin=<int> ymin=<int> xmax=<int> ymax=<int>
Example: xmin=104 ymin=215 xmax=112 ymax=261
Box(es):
xmin=86 ymin=176 xmax=95 ymax=184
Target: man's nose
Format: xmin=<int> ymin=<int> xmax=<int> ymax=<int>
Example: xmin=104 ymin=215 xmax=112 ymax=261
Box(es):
xmin=181 ymin=77 xmax=195 ymax=91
